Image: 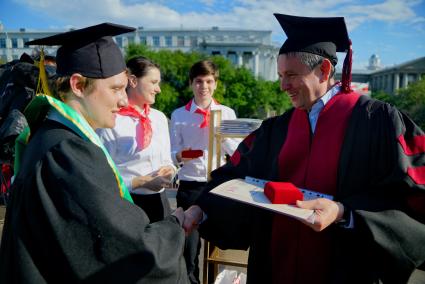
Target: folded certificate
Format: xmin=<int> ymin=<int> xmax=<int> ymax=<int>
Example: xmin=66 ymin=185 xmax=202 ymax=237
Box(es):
xmin=210 ymin=179 xmax=315 ymax=223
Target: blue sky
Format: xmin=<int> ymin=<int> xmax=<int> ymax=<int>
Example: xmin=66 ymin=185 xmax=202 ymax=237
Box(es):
xmin=1 ymin=0 xmax=424 ymax=70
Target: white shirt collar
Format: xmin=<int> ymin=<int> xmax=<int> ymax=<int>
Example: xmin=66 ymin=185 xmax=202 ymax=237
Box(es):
xmin=189 ymin=99 xmax=219 ymax=113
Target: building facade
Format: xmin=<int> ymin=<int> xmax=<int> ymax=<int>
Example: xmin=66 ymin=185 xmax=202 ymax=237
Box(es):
xmin=368 ymin=57 xmax=425 ymax=95
xmin=0 ymin=24 xmax=278 ymax=81
xmin=336 ymin=54 xmax=425 ymax=96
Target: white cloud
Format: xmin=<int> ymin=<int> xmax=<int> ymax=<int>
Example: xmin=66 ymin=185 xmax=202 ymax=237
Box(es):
xmin=342 ymin=0 xmax=417 ymax=22
xmin=13 ymin=0 xmax=425 ymax=34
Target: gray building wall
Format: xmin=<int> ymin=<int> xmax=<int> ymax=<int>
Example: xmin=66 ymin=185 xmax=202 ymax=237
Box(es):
xmin=0 ymin=26 xmax=278 ymax=81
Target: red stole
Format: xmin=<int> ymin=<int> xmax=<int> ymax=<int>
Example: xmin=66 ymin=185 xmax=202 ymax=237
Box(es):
xmin=271 ymin=92 xmax=360 ymax=284
xmin=118 ymin=104 xmax=152 ymax=150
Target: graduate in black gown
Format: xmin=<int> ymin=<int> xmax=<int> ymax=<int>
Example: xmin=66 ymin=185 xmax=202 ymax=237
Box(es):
xmin=183 ymin=14 xmax=425 ymax=284
xmin=0 ymin=23 xmax=188 ymax=283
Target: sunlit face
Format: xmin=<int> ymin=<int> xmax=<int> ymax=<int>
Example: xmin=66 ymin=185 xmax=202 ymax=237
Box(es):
xmin=191 ymin=74 xmax=217 ymax=106
xmin=81 ymin=71 xmax=128 ymax=129
xmin=277 ymin=54 xmax=322 ymax=111
xmin=130 ymin=67 xmax=161 ymax=106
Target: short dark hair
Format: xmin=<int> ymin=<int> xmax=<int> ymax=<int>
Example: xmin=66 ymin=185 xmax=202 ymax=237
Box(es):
xmin=189 ymin=60 xmax=219 ymax=83
xmin=126 ymin=56 xmax=160 ymax=78
xmin=55 ymin=76 xmax=96 ymax=101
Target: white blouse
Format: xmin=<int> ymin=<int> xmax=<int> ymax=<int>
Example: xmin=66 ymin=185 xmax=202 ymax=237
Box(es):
xmin=97 ymin=108 xmax=176 ymax=194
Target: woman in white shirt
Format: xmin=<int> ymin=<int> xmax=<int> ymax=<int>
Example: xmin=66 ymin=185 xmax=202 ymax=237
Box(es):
xmin=97 ymin=56 xmax=176 ymax=223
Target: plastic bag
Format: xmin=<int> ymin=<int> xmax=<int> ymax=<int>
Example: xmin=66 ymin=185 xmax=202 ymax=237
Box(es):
xmin=214 ymin=269 xmax=247 ymax=284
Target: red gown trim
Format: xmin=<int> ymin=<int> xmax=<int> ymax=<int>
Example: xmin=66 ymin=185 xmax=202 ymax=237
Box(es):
xmin=407 ymin=166 xmax=425 ymax=185
xmin=271 ymin=92 xmax=360 ymax=284
xmin=230 ymin=132 xmax=255 ymax=166
xmin=398 ymin=134 xmax=425 ymax=156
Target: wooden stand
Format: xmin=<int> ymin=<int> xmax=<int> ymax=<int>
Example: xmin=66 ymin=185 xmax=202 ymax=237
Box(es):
xmin=203 ymin=110 xmax=249 ymax=284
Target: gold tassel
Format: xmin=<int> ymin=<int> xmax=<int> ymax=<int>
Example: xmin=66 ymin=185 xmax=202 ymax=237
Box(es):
xmin=36 ymin=48 xmax=53 ymax=97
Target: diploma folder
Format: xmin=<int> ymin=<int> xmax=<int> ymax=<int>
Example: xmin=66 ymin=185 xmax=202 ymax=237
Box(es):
xmin=210 ymin=179 xmax=315 ymax=223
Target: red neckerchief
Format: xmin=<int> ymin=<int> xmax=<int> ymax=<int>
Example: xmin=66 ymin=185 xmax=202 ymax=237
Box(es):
xmin=185 ymin=99 xmax=218 ymax=128
xmin=118 ymin=104 xmax=152 ymax=150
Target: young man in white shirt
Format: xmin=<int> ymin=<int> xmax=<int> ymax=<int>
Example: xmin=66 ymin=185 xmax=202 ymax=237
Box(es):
xmin=170 ymin=60 xmax=239 ymax=284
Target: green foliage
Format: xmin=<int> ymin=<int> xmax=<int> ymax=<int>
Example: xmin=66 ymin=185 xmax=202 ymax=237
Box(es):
xmin=396 ymin=77 xmax=425 ymax=129
xmin=371 ymin=77 xmax=425 ymax=129
xmin=154 ymin=82 xmax=180 ymax=116
xmin=125 ymin=44 xmax=289 ymax=118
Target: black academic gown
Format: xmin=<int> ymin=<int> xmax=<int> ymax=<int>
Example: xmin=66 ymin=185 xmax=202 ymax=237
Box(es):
xmin=0 ymin=119 xmax=188 ymax=283
xmin=197 ymin=95 xmax=425 ymax=284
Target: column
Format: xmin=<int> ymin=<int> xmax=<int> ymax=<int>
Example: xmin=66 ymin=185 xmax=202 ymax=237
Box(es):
xmin=236 ymin=51 xmax=243 ymax=67
xmin=5 ymin=33 xmax=12 ymax=62
xmin=393 ymin=73 xmax=399 ymax=93
xmin=270 ymin=55 xmax=277 ymax=81
xmin=253 ymin=51 xmax=259 ymax=78
xmin=402 ymin=73 xmax=408 ymax=88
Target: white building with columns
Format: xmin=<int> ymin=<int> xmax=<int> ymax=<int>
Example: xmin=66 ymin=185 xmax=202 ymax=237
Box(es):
xmin=368 ymin=56 xmax=425 ymax=95
xmin=0 ymin=24 xmax=279 ymax=81
xmin=336 ymin=55 xmax=425 ymax=96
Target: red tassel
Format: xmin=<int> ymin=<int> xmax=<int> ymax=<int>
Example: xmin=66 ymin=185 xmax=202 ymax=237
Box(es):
xmin=341 ymin=39 xmax=353 ymax=93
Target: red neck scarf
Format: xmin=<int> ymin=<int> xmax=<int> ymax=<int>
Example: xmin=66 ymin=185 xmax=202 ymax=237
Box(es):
xmin=185 ymin=99 xmax=211 ymax=128
xmin=118 ymin=104 xmax=152 ymax=150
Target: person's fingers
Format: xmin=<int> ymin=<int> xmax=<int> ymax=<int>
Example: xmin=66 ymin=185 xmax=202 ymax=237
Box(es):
xmin=182 ymin=210 xmax=199 ymax=235
xmin=156 ymin=177 xmax=171 ymax=187
xmin=296 ymin=199 xmax=317 ymax=209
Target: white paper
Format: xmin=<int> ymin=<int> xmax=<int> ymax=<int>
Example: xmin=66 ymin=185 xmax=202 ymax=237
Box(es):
xmin=210 ymin=179 xmax=315 ymax=223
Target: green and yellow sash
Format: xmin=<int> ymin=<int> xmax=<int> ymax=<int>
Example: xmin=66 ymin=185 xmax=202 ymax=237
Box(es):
xmin=15 ymin=94 xmax=133 ymax=203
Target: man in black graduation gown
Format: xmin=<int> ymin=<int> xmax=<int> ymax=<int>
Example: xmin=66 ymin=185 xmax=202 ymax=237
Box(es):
xmin=0 ymin=23 xmax=188 ymax=283
xmin=184 ymin=14 xmax=425 ymax=284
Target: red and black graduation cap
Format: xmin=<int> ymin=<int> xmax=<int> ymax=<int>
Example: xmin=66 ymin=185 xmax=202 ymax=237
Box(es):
xmin=274 ymin=13 xmax=353 ymax=93
xmin=25 ymin=23 xmax=135 ymax=78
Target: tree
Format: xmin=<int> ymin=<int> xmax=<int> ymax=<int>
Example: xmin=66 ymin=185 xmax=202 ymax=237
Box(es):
xmin=396 ymin=77 xmax=425 ymax=129
xmin=372 ymin=77 xmax=425 ymax=129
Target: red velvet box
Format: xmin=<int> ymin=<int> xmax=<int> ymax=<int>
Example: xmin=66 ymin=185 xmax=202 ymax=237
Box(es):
xmin=181 ymin=149 xmax=203 ymax=159
xmin=264 ymin=182 xmax=303 ymax=204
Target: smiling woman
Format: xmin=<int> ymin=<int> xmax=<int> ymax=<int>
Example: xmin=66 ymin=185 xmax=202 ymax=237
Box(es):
xmin=97 ymin=56 xmax=177 ymax=223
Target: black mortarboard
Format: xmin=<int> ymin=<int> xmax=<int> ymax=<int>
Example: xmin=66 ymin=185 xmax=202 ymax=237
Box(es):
xmin=274 ymin=13 xmax=353 ymax=93
xmin=25 ymin=23 xmax=135 ymax=78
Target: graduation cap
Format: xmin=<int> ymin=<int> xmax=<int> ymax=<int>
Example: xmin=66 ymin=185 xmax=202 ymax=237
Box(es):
xmin=25 ymin=23 xmax=136 ymax=78
xmin=274 ymin=13 xmax=352 ymax=93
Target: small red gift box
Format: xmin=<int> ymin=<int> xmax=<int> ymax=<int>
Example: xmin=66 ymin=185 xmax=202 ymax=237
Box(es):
xmin=181 ymin=149 xmax=203 ymax=158
xmin=264 ymin=182 xmax=303 ymax=204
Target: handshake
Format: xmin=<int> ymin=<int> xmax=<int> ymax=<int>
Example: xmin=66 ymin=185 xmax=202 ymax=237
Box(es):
xmin=172 ymin=205 xmax=204 ymax=235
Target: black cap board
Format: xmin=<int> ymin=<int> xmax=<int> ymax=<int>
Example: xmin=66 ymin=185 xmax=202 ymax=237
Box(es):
xmin=26 ymin=23 xmax=135 ymax=78
xmin=274 ymin=13 xmax=353 ymax=93
xmin=274 ymin=13 xmax=350 ymax=66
